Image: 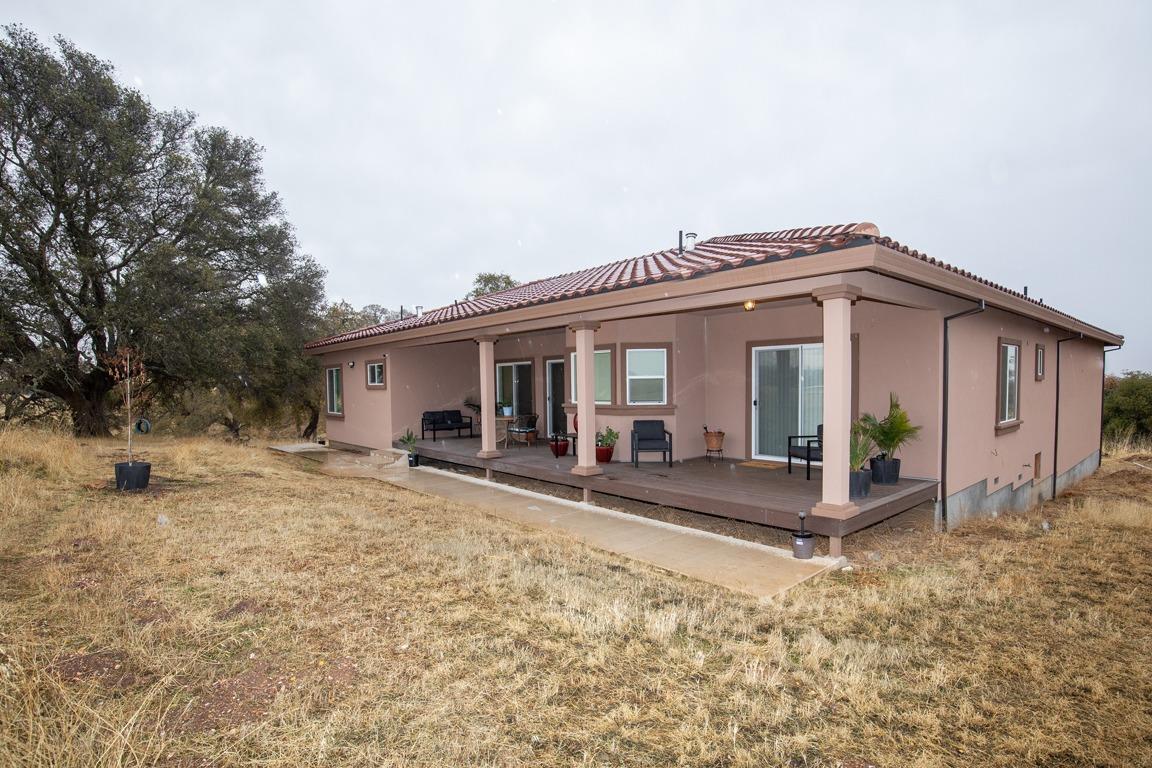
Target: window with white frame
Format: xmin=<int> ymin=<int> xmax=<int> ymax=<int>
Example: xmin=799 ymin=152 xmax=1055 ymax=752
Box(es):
xmin=997 ymin=339 xmax=1020 ymax=427
xmin=1035 ymin=344 xmax=1045 ymax=382
xmin=366 ymin=360 xmax=386 ymax=388
xmin=326 ymin=366 xmax=343 ymax=415
xmin=625 ymin=348 xmax=668 ymax=405
xmin=570 ymin=349 xmax=612 ymax=404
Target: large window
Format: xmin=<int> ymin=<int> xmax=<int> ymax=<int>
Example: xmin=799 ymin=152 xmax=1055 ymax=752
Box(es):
xmin=366 ymin=359 xmax=386 ymax=388
xmin=570 ymin=349 xmax=612 ymax=404
xmin=625 ymin=348 xmax=668 ymax=405
xmin=326 ymin=366 xmax=343 ymax=415
xmin=997 ymin=338 xmax=1021 ymax=428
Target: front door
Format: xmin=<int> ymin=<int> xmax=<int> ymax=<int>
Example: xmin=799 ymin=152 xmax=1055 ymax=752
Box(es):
xmin=546 ymin=359 xmax=566 ymax=436
xmin=751 ymin=344 xmax=824 ymax=460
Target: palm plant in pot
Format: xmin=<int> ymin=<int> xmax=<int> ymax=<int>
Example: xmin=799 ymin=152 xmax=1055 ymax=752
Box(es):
xmin=849 ymin=418 xmax=875 ymax=499
xmin=595 ymin=427 xmax=619 ymax=463
xmin=399 ymin=428 xmax=419 ymax=467
xmin=861 ymin=393 xmax=921 ymax=485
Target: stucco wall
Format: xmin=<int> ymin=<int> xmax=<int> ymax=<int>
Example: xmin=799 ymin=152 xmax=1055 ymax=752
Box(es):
xmin=320 ymin=346 xmax=392 ymax=450
xmin=945 ymin=308 xmax=1104 ymax=503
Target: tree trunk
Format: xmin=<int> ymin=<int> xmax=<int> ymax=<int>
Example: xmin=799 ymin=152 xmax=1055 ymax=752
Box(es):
xmin=68 ymin=392 xmax=113 ymax=437
xmin=301 ymin=402 xmax=319 ymax=441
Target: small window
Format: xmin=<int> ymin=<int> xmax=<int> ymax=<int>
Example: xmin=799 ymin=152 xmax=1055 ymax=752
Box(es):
xmin=366 ymin=360 xmax=386 ymax=388
xmin=326 ymin=366 xmax=343 ymax=415
xmin=626 ymin=348 xmax=668 ymax=405
xmin=570 ymin=349 xmax=612 ymax=404
xmin=997 ymin=338 xmax=1020 ymax=429
xmin=1035 ymin=344 xmax=1045 ymax=382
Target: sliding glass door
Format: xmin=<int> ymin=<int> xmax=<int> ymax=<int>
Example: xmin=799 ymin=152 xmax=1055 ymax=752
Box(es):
xmin=751 ymin=344 xmax=823 ymax=460
xmin=496 ymin=361 xmax=533 ymax=416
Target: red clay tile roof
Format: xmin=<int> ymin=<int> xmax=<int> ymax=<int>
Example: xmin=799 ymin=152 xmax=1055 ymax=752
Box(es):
xmin=305 ymin=222 xmax=1108 ymax=349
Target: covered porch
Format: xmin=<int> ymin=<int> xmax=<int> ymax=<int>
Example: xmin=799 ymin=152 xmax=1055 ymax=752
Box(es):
xmin=411 ymin=436 xmax=939 ymax=555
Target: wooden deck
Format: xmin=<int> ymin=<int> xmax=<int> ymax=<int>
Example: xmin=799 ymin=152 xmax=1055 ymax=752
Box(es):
xmin=411 ymin=437 xmax=938 ymax=539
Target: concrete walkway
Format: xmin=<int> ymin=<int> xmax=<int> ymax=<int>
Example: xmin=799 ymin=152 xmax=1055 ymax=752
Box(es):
xmin=271 ymin=444 xmax=844 ymax=599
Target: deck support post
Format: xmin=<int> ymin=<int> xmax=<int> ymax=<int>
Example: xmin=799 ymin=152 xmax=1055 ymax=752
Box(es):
xmin=811 ymin=286 xmax=861 ymax=520
xmin=476 ymin=335 xmax=503 ymax=459
xmin=583 ymin=487 xmax=592 ymax=504
xmin=570 ymin=321 xmax=603 ymax=477
xmin=828 ymin=536 xmax=842 ymax=558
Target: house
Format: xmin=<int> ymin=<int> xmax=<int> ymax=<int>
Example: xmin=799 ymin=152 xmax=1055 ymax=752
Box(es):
xmin=305 ymin=223 xmax=1122 ymax=555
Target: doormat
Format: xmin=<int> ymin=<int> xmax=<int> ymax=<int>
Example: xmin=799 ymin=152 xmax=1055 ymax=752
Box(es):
xmin=738 ymin=460 xmax=787 ymax=470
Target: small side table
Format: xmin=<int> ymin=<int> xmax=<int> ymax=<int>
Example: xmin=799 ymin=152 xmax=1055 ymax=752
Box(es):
xmin=705 ymin=447 xmax=724 ymax=462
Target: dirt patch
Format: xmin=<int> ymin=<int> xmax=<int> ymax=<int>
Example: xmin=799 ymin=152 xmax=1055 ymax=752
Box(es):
xmin=177 ymin=659 xmax=288 ymax=733
xmin=50 ymin=649 xmax=149 ymax=690
xmin=130 ymin=597 xmax=172 ymax=625
xmin=215 ymin=598 xmax=264 ymax=621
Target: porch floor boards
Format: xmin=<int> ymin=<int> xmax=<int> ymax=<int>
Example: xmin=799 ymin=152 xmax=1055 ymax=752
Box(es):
xmin=410 ymin=437 xmax=938 ymax=538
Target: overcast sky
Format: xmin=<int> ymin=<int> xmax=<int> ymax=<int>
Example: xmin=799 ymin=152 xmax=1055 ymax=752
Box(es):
xmin=11 ymin=1 xmax=1151 ymax=370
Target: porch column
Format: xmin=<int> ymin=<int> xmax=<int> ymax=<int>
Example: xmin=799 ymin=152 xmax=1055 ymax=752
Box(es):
xmin=476 ymin=335 xmax=502 ymax=459
xmin=570 ymin=321 xmax=602 ymax=476
xmin=812 ymin=286 xmax=861 ymax=522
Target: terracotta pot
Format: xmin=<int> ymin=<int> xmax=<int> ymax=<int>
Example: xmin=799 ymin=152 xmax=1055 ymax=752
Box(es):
xmin=550 ymin=439 xmax=570 ymax=458
xmin=704 ymin=431 xmax=725 ymax=451
xmin=595 ymin=445 xmax=614 ymax=463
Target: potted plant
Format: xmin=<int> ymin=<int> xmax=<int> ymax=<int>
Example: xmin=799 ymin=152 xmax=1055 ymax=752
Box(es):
xmin=108 ymin=347 xmax=151 ymax=491
xmin=862 ymin=393 xmax=921 ymax=485
xmin=595 ymin=426 xmax=619 ymax=464
xmin=499 ymin=401 xmax=513 ymax=416
xmin=792 ymin=510 xmax=815 ymax=559
xmin=703 ymin=424 xmax=725 ymax=452
xmin=849 ymin=418 xmax=874 ymax=499
xmin=399 ymin=428 xmax=419 ymax=467
xmin=549 ymin=434 xmax=570 ymax=458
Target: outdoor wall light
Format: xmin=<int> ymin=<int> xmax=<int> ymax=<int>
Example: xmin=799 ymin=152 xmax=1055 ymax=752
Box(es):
xmin=348 ymin=361 xmax=355 ymax=368
xmin=743 ymin=299 xmax=757 ymax=311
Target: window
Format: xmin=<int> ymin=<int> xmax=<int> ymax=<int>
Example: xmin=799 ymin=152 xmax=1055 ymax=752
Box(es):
xmin=997 ymin=338 xmax=1021 ymax=429
xmin=570 ymin=349 xmax=612 ymax=404
xmin=326 ymin=366 xmax=343 ymax=415
xmin=366 ymin=359 xmax=386 ymax=388
xmin=1035 ymin=344 xmax=1045 ymax=382
xmin=496 ymin=361 xmax=533 ymax=415
xmin=626 ymin=348 xmax=668 ymax=405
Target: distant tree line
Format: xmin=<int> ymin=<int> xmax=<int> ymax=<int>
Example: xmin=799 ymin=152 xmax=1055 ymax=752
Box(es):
xmin=1103 ymin=371 xmax=1152 ymax=441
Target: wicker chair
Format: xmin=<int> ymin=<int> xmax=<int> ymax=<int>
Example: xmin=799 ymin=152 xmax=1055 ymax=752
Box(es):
xmin=507 ymin=414 xmax=539 ymax=447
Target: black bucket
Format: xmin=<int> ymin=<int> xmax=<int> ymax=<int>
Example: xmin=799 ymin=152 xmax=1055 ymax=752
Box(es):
xmin=792 ymin=531 xmax=815 ymax=559
xmin=870 ymin=457 xmax=901 ymax=485
xmin=407 ymin=452 xmax=420 ymax=467
xmin=849 ymin=470 xmax=872 ymax=499
xmin=114 ymin=462 xmax=151 ymax=491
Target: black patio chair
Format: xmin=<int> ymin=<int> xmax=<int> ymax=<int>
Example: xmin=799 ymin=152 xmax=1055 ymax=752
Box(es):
xmin=787 ymin=424 xmax=823 ymax=480
xmin=631 ymin=420 xmax=672 ymax=467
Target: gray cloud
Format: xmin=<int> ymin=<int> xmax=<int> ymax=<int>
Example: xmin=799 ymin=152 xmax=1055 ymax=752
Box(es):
xmin=13 ymin=0 xmax=1150 ymax=370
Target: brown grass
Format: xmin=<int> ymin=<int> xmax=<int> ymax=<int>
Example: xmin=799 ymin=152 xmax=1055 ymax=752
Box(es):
xmin=1 ymin=426 xmax=1150 ymax=766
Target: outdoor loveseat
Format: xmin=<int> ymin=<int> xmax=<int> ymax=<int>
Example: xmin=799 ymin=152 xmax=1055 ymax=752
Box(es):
xmin=420 ymin=410 xmax=474 ymax=439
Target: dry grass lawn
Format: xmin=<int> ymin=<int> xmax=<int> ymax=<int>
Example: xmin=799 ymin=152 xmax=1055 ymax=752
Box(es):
xmin=1 ymin=428 xmax=1150 ymax=767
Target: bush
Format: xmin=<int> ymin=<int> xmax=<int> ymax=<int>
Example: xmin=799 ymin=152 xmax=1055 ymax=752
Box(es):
xmin=1103 ymin=371 xmax=1152 ymax=439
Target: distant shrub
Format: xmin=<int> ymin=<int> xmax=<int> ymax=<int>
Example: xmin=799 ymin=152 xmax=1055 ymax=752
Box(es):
xmin=1103 ymin=371 xmax=1152 ymax=439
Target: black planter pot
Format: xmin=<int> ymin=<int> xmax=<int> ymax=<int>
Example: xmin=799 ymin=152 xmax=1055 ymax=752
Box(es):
xmin=114 ymin=461 xmax=151 ymax=491
xmin=849 ymin=469 xmax=872 ymax=499
xmin=792 ymin=531 xmax=815 ymax=559
xmin=407 ymin=452 xmax=420 ymax=467
xmin=870 ymin=457 xmax=901 ymax=485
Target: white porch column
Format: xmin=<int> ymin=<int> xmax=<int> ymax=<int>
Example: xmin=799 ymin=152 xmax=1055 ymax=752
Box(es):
xmin=812 ymin=286 xmax=861 ymax=522
xmin=476 ymin=335 xmax=502 ymax=459
xmin=570 ymin=321 xmax=602 ymax=476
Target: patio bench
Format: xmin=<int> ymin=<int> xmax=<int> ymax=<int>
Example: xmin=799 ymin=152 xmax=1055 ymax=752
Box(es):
xmin=421 ymin=410 xmax=474 ymax=439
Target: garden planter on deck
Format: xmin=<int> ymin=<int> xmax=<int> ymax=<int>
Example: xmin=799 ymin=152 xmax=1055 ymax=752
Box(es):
xmin=849 ymin=469 xmax=872 ymax=499
xmin=549 ymin=438 xmax=570 ymax=458
xmin=595 ymin=446 xmax=614 ymax=464
xmin=870 ymin=457 xmax=901 ymax=485
xmin=114 ymin=461 xmax=151 ymax=491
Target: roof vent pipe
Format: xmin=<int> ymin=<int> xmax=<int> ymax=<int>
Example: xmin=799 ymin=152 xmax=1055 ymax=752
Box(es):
xmin=416 ymin=305 xmax=424 ymax=317
xmin=684 ymin=232 xmax=697 ymax=251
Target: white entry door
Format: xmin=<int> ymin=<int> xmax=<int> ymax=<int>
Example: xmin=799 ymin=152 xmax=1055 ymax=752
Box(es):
xmin=750 ymin=344 xmax=824 ymax=460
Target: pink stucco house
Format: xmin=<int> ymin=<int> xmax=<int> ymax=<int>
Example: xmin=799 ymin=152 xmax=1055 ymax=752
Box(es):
xmin=305 ymin=223 xmax=1122 ymax=555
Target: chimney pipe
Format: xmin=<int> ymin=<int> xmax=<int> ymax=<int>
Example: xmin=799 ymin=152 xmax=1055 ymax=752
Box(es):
xmin=416 ymin=305 xmax=424 ymax=317
xmin=684 ymin=232 xmax=697 ymax=251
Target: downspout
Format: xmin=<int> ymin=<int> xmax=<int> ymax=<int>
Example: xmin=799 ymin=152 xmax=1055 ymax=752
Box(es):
xmin=1051 ymin=332 xmax=1083 ymax=500
xmin=1097 ymin=344 xmax=1123 ymax=466
xmin=939 ymin=300 xmax=986 ymax=531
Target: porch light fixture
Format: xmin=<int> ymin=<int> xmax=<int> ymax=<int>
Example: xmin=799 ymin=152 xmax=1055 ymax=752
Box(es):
xmin=348 ymin=361 xmax=355 ymax=368
xmin=743 ymin=299 xmax=757 ymax=311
